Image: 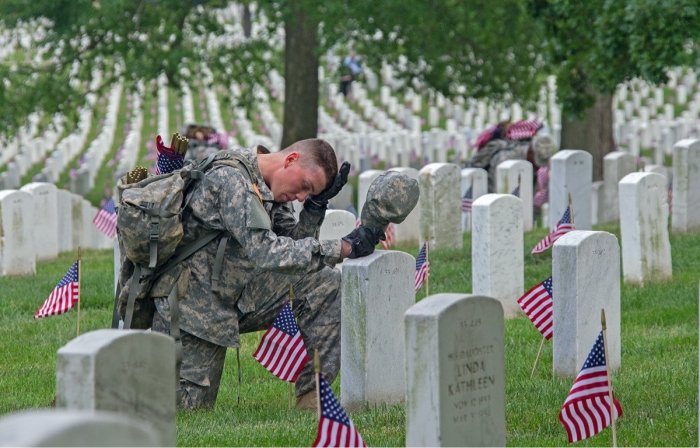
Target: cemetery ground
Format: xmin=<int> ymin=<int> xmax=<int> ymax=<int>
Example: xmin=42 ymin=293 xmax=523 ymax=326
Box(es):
xmin=0 ymin=225 xmax=697 ymax=446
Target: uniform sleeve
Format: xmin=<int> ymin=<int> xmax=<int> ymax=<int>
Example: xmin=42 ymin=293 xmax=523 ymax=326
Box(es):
xmin=212 ymin=167 xmax=342 ymax=272
xmin=270 ymin=202 xmax=324 ymax=240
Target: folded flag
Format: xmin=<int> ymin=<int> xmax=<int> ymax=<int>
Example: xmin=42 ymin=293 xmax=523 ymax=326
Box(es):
xmin=461 ymin=185 xmax=473 ymax=213
xmin=559 ymin=332 xmax=622 ymax=443
xmin=517 ymin=276 xmax=553 ymax=339
xmin=313 ymin=375 xmax=366 ymax=447
xmin=414 ymin=243 xmax=429 ymax=292
xmin=93 ymin=197 xmax=118 ymax=239
xmin=34 ymin=260 xmax=80 ymax=319
xmin=531 ymin=205 xmax=574 ymax=254
xmin=253 ymin=302 xmax=309 ymax=382
xmin=154 ymin=135 xmax=185 ymax=175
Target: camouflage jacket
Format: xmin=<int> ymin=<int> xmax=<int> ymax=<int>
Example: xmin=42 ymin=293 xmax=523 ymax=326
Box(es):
xmin=468 ymin=139 xmax=528 ymax=193
xmin=151 ymin=147 xmax=342 ymax=347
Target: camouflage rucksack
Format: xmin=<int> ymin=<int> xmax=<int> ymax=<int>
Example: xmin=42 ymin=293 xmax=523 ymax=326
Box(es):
xmin=113 ymin=152 xmax=256 ymax=330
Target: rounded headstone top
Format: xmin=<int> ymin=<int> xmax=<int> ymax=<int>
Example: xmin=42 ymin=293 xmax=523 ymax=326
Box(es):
xmin=673 ymin=138 xmax=700 ymax=150
xmin=472 ymin=193 xmax=522 ymax=208
xmin=404 ymin=293 xmax=502 ymax=318
xmin=57 ymin=329 xmax=173 ymax=355
xmin=619 ymin=171 xmax=665 ymax=186
xmin=0 ymin=189 xmax=32 ymax=201
xmin=419 ymin=163 xmax=460 ymax=175
xmin=552 ymin=149 xmax=592 ymax=161
xmin=603 ymin=151 xmax=632 ymax=161
xmin=554 ymin=230 xmax=618 ymax=249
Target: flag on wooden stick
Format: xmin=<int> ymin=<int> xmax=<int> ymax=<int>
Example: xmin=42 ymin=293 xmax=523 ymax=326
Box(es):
xmin=531 ymin=205 xmax=574 ymax=254
xmin=34 ymin=260 xmax=80 ymax=319
xmin=93 ymin=197 xmax=117 ymax=239
xmin=517 ymin=276 xmax=553 ymax=339
xmin=559 ymin=332 xmax=622 ymax=443
xmin=253 ymin=302 xmax=309 ymax=382
xmin=414 ymin=243 xmax=429 ymax=292
xmin=313 ymin=375 xmax=366 ymax=447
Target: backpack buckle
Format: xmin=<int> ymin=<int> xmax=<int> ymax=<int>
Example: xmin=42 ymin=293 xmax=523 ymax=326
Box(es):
xmin=149 ymin=221 xmax=160 ymax=241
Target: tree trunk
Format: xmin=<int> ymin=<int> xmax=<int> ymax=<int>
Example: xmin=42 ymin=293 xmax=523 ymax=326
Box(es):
xmin=242 ymin=3 xmax=252 ymax=38
xmin=560 ymin=91 xmax=615 ymax=181
xmin=281 ymin=9 xmax=318 ymax=148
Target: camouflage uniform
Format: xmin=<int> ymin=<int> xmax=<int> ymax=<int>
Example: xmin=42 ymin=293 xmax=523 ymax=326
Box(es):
xmin=150 ymin=147 xmax=342 ymax=408
xmin=468 ymin=139 xmax=529 ymax=193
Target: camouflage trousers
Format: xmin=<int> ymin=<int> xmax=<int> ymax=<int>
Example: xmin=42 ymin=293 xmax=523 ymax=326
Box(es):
xmin=152 ymin=266 xmax=341 ymax=409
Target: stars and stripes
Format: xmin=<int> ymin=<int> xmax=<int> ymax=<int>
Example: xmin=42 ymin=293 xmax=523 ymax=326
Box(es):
xmin=313 ymin=375 xmax=366 ymax=448
xmin=517 ymin=276 xmax=553 ymax=340
xmin=253 ymin=302 xmax=309 ymax=382
xmin=531 ymin=205 xmax=574 ymax=254
xmin=461 ymin=185 xmax=473 ymax=213
xmin=34 ymin=261 xmax=80 ymax=319
xmin=507 ymin=119 xmax=543 ymax=140
xmin=414 ymin=243 xmax=430 ymax=292
xmin=93 ymin=197 xmax=118 ymax=239
xmin=559 ymin=332 xmax=622 ymax=443
xmin=154 ymin=135 xmax=184 ymax=175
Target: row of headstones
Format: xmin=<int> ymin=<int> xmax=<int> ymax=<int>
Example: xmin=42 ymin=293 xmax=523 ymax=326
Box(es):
xmin=157 ymin=73 xmax=170 ymax=139
xmin=0 ymin=228 xmax=622 ymax=447
xmin=0 ymin=183 xmax=112 ymax=276
xmin=115 ymin=86 xmax=145 ymax=177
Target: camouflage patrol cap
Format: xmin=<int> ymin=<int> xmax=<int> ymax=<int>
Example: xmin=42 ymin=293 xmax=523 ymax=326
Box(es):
xmin=361 ymin=171 xmax=419 ymax=229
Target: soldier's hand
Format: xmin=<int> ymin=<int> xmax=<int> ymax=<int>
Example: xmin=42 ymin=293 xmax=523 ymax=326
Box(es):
xmin=305 ymin=161 xmax=351 ymax=213
xmin=342 ymin=224 xmax=384 ymax=259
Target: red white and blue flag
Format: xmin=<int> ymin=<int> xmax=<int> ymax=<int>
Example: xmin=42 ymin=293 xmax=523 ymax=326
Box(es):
xmin=253 ymin=302 xmax=309 ymax=382
xmin=531 ymin=205 xmax=574 ymax=254
xmin=517 ymin=276 xmax=553 ymax=339
xmin=559 ymin=332 xmax=622 ymax=443
xmin=414 ymin=243 xmax=429 ymax=292
xmin=313 ymin=375 xmax=366 ymax=447
xmin=507 ymin=119 xmax=543 ymax=140
xmin=93 ymin=197 xmax=118 ymax=239
xmin=154 ymin=135 xmax=185 ymax=175
xmin=461 ymin=185 xmax=473 ymax=213
xmin=34 ymin=261 xmax=80 ymax=319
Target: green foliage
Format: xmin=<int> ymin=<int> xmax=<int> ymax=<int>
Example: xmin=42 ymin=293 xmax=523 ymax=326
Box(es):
xmin=0 ymin=226 xmax=697 ymax=445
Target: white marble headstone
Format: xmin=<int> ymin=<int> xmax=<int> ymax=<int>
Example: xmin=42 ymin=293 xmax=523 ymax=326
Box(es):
xmin=471 ymin=194 xmax=523 ymax=318
xmin=671 ymin=139 xmax=700 ymax=232
xmin=20 ymin=182 xmax=59 ymax=261
xmin=56 ymin=189 xmax=74 ymax=253
xmin=56 ymin=330 xmax=176 ymax=446
xmin=319 ymin=209 xmax=356 ymax=241
xmin=550 ymin=150 xmax=592 ymax=230
xmin=602 ymin=151 xmax=636 ymax=223
xmin=405 ymin=293 xmax=505 ymax=447
xmin=341 ymin=251 xmax=415 ymax=409
xmin=461 ymin=168 xmax=488 ymax=232
xmin=0 ymin=190 xmax=36 ymax=276
xmin=495 ymin=159 xmax=533 ymax=231
xmin=619 ymin=172 xmax=672 ymax=284
xmin=552 ymin=231 xmax=620 ymax=376
xmin=358 ymin=169 xmax=383 ymax=216
xmin=419 ymin=163 xmax=462 ymax=249
xmin=387 ymin=167 xmax=420 ymax=244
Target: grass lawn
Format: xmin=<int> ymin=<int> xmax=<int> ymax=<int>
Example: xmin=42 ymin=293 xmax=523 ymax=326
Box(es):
xmin=0 ymin=224 xmax=697 ymax=446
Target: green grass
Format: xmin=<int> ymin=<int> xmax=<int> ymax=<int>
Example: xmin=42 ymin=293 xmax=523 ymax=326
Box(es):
xmin=0 ymin=225 xmax=697 ymax=446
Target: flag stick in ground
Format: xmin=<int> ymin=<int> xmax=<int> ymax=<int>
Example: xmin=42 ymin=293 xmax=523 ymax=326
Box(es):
xmin=288 ymin=285 xmax=294 ymax=409
xmin=76 ymin=247 xmax=82 ymax=337
xmin=601 ymin=309 xmax=617 ymax=447
xmin=530 ymin=336 xmax=546 ymax=379
xmin=425 ymin=240 xmax=430 ymax=297
xmin=314 ymin=348 xmax=321 ymax=420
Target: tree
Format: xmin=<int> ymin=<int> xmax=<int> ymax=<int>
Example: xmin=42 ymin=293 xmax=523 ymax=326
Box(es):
xmin=529 ymin=0 xmax=700 ymax=179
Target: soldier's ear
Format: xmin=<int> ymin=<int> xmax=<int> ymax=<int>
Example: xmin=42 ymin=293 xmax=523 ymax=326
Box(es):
xmin=284 ymin=151 xmax=300 ymax=168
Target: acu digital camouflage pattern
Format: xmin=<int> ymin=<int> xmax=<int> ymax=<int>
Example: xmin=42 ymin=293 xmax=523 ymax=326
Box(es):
xmin=468 ymin=139 xmax=529 ymax=192
xmin=361 ymin=171 xmax=419 ymax=230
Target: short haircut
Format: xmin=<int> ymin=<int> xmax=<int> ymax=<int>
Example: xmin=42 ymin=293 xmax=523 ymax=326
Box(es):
xmin=285 ymin=138 xmax=338 ymax=189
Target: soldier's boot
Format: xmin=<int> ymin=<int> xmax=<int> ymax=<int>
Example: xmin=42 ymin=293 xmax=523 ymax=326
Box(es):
xmin=295 ymin=390 xmax=317 ymax=411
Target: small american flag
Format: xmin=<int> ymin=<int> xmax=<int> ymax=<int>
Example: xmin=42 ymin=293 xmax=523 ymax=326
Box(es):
xmin=93 ymin=198 xmax=118 ymax=239
xmin=380 ymin=223 xmax=395 ymax=250
xmin=511 ymin=182 xmax=520 ymax=198
xmin=461 ymin=185 xmax=473 ymax=213
xmin=414 ymin=243 xmax=429 ymax=292
xmin=313 ymin=375 xmax=366 ymax=447
xmin=253 ymin=302 xmax=309 ymax=382
xmin=507 ymin=119 xmax=542 ymax=140
xmin=34 ymin=261 xmax=80 ymax=319
xmin=531 ymin=205 xmax=574 ymax=254
xmin=559 ymin=332 xmax=622 ymax=443
xmin=154 ymin=135 xmax=185 ymax=175
xmin=517 ymin=276 xmax=553 ymax=340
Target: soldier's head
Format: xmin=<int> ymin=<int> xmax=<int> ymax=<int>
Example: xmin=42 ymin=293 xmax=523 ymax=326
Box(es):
xmin=259 ymin=138 xmax=338 ymax=203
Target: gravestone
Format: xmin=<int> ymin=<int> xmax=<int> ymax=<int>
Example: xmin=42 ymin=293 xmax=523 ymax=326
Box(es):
xmin=388 ymin=167 xmax=420 ymax=244
xmin=619 ymin=172 xmax=672 ymax=284
xmin=0 ymin=190 xmax=36 ymax=276
xmin=602 ymin=151 xmax=636 ymax=223
xmin=70 ymin=194 xmax=87 ymax=250
xmin=419 ymin=163 xmax=462 ymax=249
xmin=549 ymin=150 xmax=592 ymax=230
xmin=461 ymin=168 xmax=488 ymax=231
xmin=328 ymin=183 xmax=354 ymax=215
xmin=0 ymin=409 xmax=160 ymax=446
xmin=552 ymin=231 xmax=620 ymax=376
xmin=405 ymin=293 xmax=505 ymax=447
xmin=591 ymin=181 xmax=604 ymax=226
xmin=358 ymin=169 xmax=383 ymax=216
xmin=495 ymin=160 xmax=533 ymax=231
xmin=671 ymin=139 xmax=700 ymax=232
xmin=56 ymin=329 xmax=176 ymax=446
xmin=20 ymin=182 xmax=59 ymax=260
xmin=341 ymin=251 xmax=415 ymax=409
xmin=319 ymin=209 xmax=356 ymax=240
xmin=471 ymin=194 xmax=523 ymax=318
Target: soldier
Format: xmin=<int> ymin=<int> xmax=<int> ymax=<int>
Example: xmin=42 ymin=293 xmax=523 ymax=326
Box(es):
xmin=149 ymin=138 xmax=383 ymax=409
